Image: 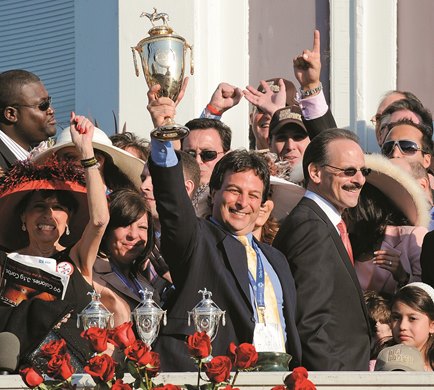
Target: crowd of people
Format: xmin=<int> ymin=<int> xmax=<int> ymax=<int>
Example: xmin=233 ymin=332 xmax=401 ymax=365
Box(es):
xmin=0 ymin=29 xmax=434 ymax=375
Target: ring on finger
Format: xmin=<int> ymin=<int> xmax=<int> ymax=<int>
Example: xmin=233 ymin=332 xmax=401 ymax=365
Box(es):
xmin=389 ymin=261 xmax=392 ymax=266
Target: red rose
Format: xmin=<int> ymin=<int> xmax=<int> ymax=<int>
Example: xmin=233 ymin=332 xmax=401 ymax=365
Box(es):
xmin=284 ymin=367 xmax=316 ymax=390
xmin=108 ymin=321 xmax=136 ymax=349
xmin=204 ymin=355 xmax=232 ymax=383
xmin=227 ymin=342 xmax=258 ymax=370
xmin=186 ymin=331 xmax=211 ymax=359
xmin=84 ymin=353 xmax=116 ymax=383
xmin=145 ymin=351 xmax=161 ymax=378
xmin=271 ymin=386 xmax=287 ymax=390
xmin=153 ymin=385 xmax=182 ymax=390
xmin=40 ymin=339 xmax=67 ymax=357
xmin=19 ymin=366 xmax=44 ymax=388
xmin=221 ymin=386 xmax=240 ymax=390
xmin=124 ymin=339 xmax=152 ymax=366
xmin=46 ymin=353 xmax=75 ymax=380
xmin=112 ymin=379 xmax=133 ymax=390
xmin=81 ymin=327 xmax=108 ymax=353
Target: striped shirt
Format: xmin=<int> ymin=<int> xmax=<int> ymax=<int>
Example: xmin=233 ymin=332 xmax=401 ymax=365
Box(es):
xmin=0 ymin=129 xmax=29 ymax=161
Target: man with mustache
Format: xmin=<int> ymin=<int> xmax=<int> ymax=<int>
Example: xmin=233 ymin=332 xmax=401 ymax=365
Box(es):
xmin=0 ymin=70 xmax=56 ymax=171
xmin=273 ymin=128 xmax=372 ymax=370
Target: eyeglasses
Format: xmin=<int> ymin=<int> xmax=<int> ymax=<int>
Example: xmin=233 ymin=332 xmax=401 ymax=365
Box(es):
xmin=381 ymin=139 xmax=426 ymax=157
xmin=370 ymin=113 xmax=382 ymax=126
xmin=187 ymin=150 xmax=224 ymax=162
xmin=322 ymin=164 xmax=371 ymax=177
xmin=12 ymin=96 xmax=52 ymax=111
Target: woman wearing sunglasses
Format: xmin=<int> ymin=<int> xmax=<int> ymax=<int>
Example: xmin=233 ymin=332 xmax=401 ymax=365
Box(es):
xmin=346 ymin=154 xmax=430 ymax=297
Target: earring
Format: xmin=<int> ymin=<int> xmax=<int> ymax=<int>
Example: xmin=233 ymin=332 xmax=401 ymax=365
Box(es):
xmin=21 ymin=222 xmax=26 ymax=232
xmin=65 ymin=225 xmax=70 ymax=236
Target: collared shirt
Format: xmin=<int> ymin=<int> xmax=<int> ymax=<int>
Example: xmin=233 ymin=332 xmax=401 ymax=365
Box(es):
xmin=304 ymin=189 xmax=342 ymax=232
xmin=0 ymin=129 xmax=29 ymax=161
xmin=151 ymin=140 xmax=287 ymax=339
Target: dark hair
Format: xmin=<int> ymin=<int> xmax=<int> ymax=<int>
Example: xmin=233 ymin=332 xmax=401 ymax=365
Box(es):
xmin=302 ymin=128 xmax=360 ymax=185
xmin=101 ymin=189 xmax=154 ymax=273
xmin=0 ymin=70 xmax=41 ymax=121
xmin=17 ymin=190 xmax=78 ymax=217
xmin=209 ymin=149 xmax=270 ymax=204
xmin=110 ymin=132 xmax=150 ymax=161
xmin=0 ymin=70 xmax=41 ymax=107
xmin=183 ymin=118 xmax=232 ymax=152
xmin=95 ymin=151 xmax=137 ymax=192
xmin=346 ymin=183 xmax=408 ymax=259
xmin=178 ymin=150 xmax=200 ymax=198
xmin=364 ymin=290 xmax=393 ymax=358
xmin=392 ymin=285 xmax=434 ymax=369
xmin=384 ymin=118 xmax=434 ymax=156
xmin=381 ymin=97 xmax=433 ymax=134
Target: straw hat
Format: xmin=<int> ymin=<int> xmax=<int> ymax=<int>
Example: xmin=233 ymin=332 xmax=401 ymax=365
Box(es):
xmin=269 ymin=175 xmax=305 ymax=222
xmin=32 ymin=127 xmax=145 ymax=189
xmin=364 ymin=154 xmax=430 ymax=228
xmin=0 ymin=160 xmax=89 ymax=251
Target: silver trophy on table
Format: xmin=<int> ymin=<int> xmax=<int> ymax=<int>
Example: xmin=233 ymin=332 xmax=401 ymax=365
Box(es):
xmin=132 ymin=8 xmax=194 ymax=140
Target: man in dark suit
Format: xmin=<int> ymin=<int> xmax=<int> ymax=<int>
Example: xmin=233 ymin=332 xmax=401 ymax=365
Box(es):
xmin=148 ymin=138 xmax=301 ymax=371
xmin=0 ymin=69 xmax=56 ymax=171
xmin=273 ymin=128 xmax=371 ymax=370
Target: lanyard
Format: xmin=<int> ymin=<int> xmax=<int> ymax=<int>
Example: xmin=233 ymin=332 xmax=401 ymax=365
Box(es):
xmin=247 ymin=240 xmax=266 ymax=311
xmin=111 ymin=264 xmax=143 ymax=298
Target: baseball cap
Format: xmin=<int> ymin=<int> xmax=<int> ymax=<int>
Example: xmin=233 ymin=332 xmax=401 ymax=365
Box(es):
xmin=257 ymin=78 xmax=298 ymax=107
xmin=374 ymin=344 xmax=425 ymax=371
xmin=269 ymin=106 xmax=307 ymax=137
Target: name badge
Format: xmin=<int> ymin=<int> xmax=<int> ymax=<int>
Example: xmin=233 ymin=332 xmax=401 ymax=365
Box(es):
xmin=253 ymin=323 xmax=285 ymax=352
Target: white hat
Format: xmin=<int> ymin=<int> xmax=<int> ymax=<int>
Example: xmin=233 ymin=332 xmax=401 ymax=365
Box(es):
xmin=364 ymin=154 xmax=430 ymax=228
xmin=269 ymin=175 xmax=305 ymax=222
xmin=32 ymin=127 xmax=145 ymax=190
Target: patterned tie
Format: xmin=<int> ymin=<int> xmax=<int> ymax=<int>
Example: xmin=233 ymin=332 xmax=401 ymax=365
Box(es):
xmin=337 ymin=219 xmax=354 ymax=265
xmin=237 ymin=235 xmax=285 ymax=351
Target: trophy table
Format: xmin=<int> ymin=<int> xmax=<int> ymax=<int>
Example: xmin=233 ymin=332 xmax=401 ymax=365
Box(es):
xmin=132 ymin=8 xmax=194 ymax=141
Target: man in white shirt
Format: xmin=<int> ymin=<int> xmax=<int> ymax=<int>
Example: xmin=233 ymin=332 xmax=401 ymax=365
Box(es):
xmin=273 ymin=128 xmax=372 ymax=370
xmin=0 ymin=69 xmax=56 ymax=170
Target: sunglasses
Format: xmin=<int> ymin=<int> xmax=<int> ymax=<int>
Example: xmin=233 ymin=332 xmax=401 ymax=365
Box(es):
xmin=322 ymin=164 xmax=371 ymax=177
xmin=381 ymin=139 xmax=425 ymax=157
xmin=187 ymin=150 xmax=224 ymax=162
xmin=12 ymin=96 xmax=52 ymax=111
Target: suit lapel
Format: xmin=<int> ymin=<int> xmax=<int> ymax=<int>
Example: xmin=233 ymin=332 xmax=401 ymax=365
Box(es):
xmin=221 ymin=235 xmax=252 ymax=308
xmin=94 ymin=258 xmax=142 ymax=303
xmin=302 ymin=198 xmax=371 ymax=326
xmin=0 ymin=139 xmax=19 ymax=170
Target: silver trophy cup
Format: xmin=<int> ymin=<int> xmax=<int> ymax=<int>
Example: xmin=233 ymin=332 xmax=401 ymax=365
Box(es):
xmin=132 ymin=8 xmax=194 ymax=141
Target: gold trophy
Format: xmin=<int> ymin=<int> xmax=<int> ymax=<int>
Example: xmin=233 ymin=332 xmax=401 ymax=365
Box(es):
xmin=132 ymin=8 xmax=194 ymax=140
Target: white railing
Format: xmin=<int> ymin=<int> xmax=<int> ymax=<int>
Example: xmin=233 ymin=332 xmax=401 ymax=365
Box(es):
xmin=2 ymin=371 xmax=434 ymax=389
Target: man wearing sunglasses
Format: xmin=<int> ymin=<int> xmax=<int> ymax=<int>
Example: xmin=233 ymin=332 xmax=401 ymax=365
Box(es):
xmin=381 ymin=119 xmax=433 ymax=171
xmin=273 ymin=128 xmax=371 ymax=370
xmin=0 ymin=69 xmax=56 ymax=171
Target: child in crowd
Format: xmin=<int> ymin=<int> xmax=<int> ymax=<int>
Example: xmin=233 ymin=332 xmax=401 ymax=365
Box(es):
xmin=391 ymin=282 xmax=434 ymax=370
xmin=364 ymin=291 xmax=394 ymax=370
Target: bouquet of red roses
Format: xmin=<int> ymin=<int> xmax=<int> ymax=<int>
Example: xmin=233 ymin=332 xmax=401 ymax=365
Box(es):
xmin=186 ymin=331 xmax=258 ymax=390
xmin=20 ymin=322 xmax=175 ymax=390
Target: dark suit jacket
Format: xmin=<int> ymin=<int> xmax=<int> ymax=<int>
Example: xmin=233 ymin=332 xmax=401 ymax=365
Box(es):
xmin=149 ymin=157 xmax=301 ymax=372
xmin=273 ymin=197 xmax=371 ymax=371
xmin=421 ymin=230 xmax=434 ymax=287
xmin=0 ymin=139 xmax=19 ymax=171
xmin=304 ymin=108 xmax=337 ymax=139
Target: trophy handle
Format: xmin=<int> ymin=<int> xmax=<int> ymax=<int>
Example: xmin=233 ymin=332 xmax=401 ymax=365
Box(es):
xmin=131 ymin=47 xmax=140 ymax=77
xmin=185 ymin=42 xmax=194 ymax=75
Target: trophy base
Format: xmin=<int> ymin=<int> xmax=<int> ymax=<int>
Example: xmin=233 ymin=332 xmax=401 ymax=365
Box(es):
xmin=151 ymin=123 xmax=190 ymax=141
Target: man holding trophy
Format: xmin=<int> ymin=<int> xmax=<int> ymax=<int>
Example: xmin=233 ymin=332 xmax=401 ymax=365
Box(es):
xmin=133 ymin=10 xmax=301 ymax=371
